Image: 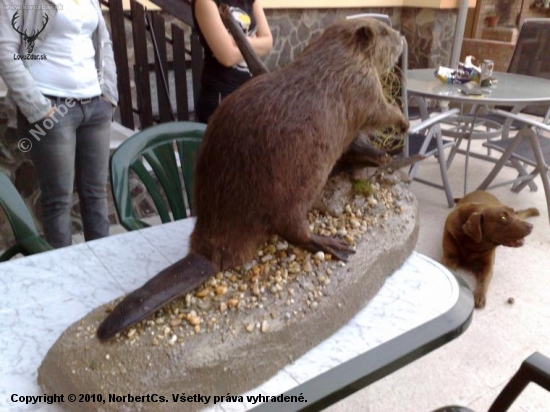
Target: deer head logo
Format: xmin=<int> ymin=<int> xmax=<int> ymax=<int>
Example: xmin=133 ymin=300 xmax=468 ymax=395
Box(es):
xmin=11 ymin=11 xmax=49 ymax=54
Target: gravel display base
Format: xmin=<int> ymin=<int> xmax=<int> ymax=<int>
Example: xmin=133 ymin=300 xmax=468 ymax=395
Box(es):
xmin=38 ymin=172 xmax=419 ymax=412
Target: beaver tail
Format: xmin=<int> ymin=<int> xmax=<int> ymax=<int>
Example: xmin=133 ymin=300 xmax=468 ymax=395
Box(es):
xmin=97 ymin=253 xmax=216 ymax=341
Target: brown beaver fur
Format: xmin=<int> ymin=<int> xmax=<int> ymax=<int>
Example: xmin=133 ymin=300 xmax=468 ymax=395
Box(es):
xmin=97 ymin=17 xmax=408 ymax=340
xmin=191 ymin=17 xmax=407 ymax=267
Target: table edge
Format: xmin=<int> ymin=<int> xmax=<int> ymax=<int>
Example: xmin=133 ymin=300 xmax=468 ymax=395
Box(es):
xmin=250 ymin=271 xmax=474 ymax=412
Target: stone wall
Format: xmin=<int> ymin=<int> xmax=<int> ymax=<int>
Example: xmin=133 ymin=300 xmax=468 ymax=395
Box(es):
xmin=263 ymin=8 xmax=399 ymax=69
xmin=401 ymin=8 xmax=456 ymax=69
xmin=263 ymin=7 xmax=456 ymax=71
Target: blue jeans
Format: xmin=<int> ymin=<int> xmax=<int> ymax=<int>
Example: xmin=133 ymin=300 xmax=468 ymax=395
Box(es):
xmin=17 ymin=96 xmax=113 ymax=248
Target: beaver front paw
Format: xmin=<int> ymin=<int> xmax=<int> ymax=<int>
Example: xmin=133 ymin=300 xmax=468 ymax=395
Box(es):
xmin=396 ymin=118 xmax=410 ymax=135
xmin=310 ymin=234 xmax=356 ymax=262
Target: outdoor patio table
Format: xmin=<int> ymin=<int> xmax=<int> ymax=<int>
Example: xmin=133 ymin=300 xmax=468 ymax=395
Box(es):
xmin=407 ymin=69 xmax=550 ymax=125
xmin=406 ymin=69 xmax=550 ymax=195
xmin=0 ymin=218 xmax=473 ymax=412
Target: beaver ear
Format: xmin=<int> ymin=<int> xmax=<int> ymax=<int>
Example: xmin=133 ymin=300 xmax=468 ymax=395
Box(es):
xmin=355 ymin=25 xmax=374 ymax=48
xmin=462 ymin=212 xmax=483 ymax=243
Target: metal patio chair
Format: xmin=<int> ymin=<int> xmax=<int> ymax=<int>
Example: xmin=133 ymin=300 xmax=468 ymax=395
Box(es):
xmin=481 ymin=18 xmax=550 ymax=130
xmin=449 ymin=19 xmax=550 ymax=195
xmin=478 ymin=110 xmax=550 ymax=226
xmin=433 ymin=352 xmax=550 ymax=412
xmin=438 ymin=19 xmax=550 ymax=196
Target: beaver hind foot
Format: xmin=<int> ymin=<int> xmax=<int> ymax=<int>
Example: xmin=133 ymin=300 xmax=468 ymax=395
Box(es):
xmin=302 ymin=234 xmax=355 ymax=261
xmin=275 ymin=217 xmax=355 ymax=261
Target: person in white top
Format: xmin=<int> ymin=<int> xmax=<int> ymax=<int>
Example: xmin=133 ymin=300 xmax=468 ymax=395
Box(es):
xmin=0 ymin=0 xmax=118 ymax=248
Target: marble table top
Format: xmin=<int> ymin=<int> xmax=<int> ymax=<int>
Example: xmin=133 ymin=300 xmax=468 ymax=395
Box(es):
xmin=0 ymin=218 xmax=466 ymax=411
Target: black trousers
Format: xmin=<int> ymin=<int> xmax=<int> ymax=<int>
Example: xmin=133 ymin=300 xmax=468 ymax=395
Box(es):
xmin=195 ymin=88 xmax=233 ymax=124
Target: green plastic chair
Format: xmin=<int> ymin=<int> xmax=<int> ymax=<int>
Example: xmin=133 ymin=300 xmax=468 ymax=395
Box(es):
xmin=110 ymin=121 xmax=206 ymax=231
xmin=0 ymin=172 xmax=53 ymax=261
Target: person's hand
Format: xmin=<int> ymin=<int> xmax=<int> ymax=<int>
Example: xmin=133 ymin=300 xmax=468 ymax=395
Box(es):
xmin=41 ymin=107 xmax=55 ymax=121
xmin=102 ymin=95 xmax=116 ymax=108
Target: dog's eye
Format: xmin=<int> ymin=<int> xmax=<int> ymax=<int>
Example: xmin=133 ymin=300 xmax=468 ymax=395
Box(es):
xmin=501 ymin=215 xmax=507 ymax=221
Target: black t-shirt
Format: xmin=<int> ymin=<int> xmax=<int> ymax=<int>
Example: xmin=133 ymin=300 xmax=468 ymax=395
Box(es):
xmin=192 ymin=0 xmax=257 ymax=94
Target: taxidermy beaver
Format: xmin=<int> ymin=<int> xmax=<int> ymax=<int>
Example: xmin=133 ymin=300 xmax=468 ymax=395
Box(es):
xmin=97 ymin=17 xmax=408 ymax=340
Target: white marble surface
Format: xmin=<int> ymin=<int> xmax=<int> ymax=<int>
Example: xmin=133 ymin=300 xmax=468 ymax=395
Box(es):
xmin=0 ymin=218 xmax=459 ymax=411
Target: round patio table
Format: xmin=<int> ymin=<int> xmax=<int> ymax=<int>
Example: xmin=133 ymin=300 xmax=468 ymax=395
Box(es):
xmin=406 ymin=69 xmax=550 ymax=194
xmin=407 ymin=69 xmax=550 ymax=107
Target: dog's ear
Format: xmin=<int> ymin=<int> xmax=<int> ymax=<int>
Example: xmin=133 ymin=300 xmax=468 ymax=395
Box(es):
xmin=462 ymin=212 xmax=483 ymax=243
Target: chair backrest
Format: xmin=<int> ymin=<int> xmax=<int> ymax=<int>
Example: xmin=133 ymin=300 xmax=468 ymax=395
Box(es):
xmin=0 ymin=172 xmax=42 ymax=242
xmin=508 ymin=18 xmax=550 ymax=117
xmin=110 ymin=121 xmax=206 ymax=231
xmin=0 ymin=172 xmax=52 ymax=260
xmin=346 ymin=13 xmax=392 ymax=27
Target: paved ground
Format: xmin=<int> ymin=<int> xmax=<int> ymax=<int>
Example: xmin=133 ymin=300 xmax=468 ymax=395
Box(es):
xmin=326 ymin=138 xmax=550 ymax=411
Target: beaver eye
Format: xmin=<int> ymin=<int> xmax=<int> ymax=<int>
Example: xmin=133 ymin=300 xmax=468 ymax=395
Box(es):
xmin=501 ymin=215 xmax=507 ymax=221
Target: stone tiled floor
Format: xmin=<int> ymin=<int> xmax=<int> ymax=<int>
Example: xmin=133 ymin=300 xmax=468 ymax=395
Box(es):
xmin=327 ymin=138 xmax=550 ymax=411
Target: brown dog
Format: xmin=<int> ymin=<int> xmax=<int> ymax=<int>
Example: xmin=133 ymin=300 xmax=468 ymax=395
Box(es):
xmin=442 ymin=190 xmax=539 ymax=308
